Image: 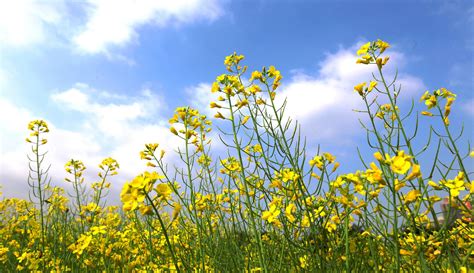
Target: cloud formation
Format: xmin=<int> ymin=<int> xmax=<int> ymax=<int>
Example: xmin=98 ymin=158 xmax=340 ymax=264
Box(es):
xmin=0 ymin=0 xmax=224 ymax=55
xmin=0 ymin=42 xmax=427 ymax=202
xmin=0 ymin=84 xmax=181 ymax=203
xmin=73 ymin=0 xmax=224 ymax=54
xmin=186 ymin=43 xmax=426 ymax=147
xmin=0 ymin=0 xmax=66 ymax=47
xmin=278 ymin=44 xmax=424 ymax=145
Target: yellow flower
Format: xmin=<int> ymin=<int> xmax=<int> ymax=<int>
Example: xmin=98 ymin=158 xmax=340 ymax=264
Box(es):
xmin=376 ymin=57 xmax=383 ymax=69
xmin=121 ymin=172 xmax=162 ymax=211
xmin=375 ymin=39 xmax=390 ymax=53
xmin=27 ymin=119 xmax=49 ymax=133
xmin=390 ymin=151 xmax=412 ymax=175
xmin=325 ymin=221 xmax=337 ymax=233
xmin=262 ymin=204 xmax=281 ymax=225
xmin=443 ymin=116 xmax=450 ymax=126
xmin=69 ymin=234 xmax=92 ymax=256
xmin=211 ymin=82 xmax=220 ymax=93
xmin=420 ymin=90 xmax=431 ymax=101
xmin=224 ymin=52 xmax=244 ymax=70
xmin=394 ymin=179 xmax=405 ymax=191
xmin=241 ymin=115 xmax=250 ymax=125
xmin=171 ymin=202 xmax=182 ymax=221
xmin=366 ymin=162 xmax=385 ymax=184
xmin=309 ymin=155 xmax=324 ymax=170
xmin=323 ymin=152 xmax=336 ymax=163
xmin=268 ymin=65 xmax=280 ymax=77
xmin=440 ymin=172 xmax=466 ymax=197
xmin=280 ymin=169 xmax=299 ymax=182
xmin=98 ymin=157 xmax=119 ymax=176
xmin=354 ymin=82 xmax=366 ymax=96
xmin=170 ymin=126 xmax=178 ymax=135
xmin=404 ymin=190 xmax=421 ymax=204
xmin=210 ymin=102 xmax=222 ymax=108
xmin=214 ymin=112 xmax=226 ymax=120
xmin=444 ymin=97 xmax=455 ymax=117
xmin=425 ymin=95 xmax=437 ymax=109
xmin=406 ymin=164 xmax=421 ymax=180
xmin=356 ymin=54 xmax=373 ymax=64
xmin=330 ymin=176 xmax=345 ymax=188
xmin=248 ymin=84 xmax=261 ymax=95
xmin=373 ymin=152 xmax=384 ymax=162
xmin=155 ymin=183 xmax=172 ymax=200
xmin=285 ymin=203 xmax=296 ymax=223
xmin=235 ymin=99 xmax=249 ymax=109
xmin=367 ymin=81 xmax=377 ymax=92
xmin=90 ymin=225 xmax=107 ymax=235
xmin=428 ymin=180 xmax=443 ymax=190
xmin=299 ymin=255 xmax=309 ymax=268
xmin=421 ymin=111 xmax=433 ymax=116
xmin=250 ymin=71 xmax=263 ymax=82
xmin=357 ymin=42 xmax=371 ymax=55
xmin=253 ymin=144 xmax=263 ymax=153
xmin=139 ymin=204 xmax=153 ymax=215
xmin=399 ymin=249 xmax=413 ymax=256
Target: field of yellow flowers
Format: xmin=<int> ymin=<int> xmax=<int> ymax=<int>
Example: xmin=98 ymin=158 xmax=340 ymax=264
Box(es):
xmin=0 ymin=40 xmax=472 ymax=272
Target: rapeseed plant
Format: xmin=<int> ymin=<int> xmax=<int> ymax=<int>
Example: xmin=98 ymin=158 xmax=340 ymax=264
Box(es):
xmin=0 ymin=39 xmax=472 ymax=272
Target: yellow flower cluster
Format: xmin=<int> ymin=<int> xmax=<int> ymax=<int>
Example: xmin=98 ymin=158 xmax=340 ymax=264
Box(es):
xmin=169 ymin=107 xmax=211 ymax=152
xmin=0 ymin=40 xmax=472 ymax=272
xmin=356 ymin=39 xmax=390 ymax=67
xmin=120 ymin=171 xmax=165 ymax=212
xmin=26 ymin=119 xmax=49 ymax=144
xmin=420 ymin=87 xmax=456 ymax=125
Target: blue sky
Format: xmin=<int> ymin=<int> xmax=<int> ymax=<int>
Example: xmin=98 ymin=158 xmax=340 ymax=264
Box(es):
xmin=0 ymin=0 xmax=473 ymax=201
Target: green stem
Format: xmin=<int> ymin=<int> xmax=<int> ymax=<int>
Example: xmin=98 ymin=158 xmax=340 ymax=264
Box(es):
xmin=227 ymin=93 xmax=268 ymax=273
xmin=145 ymin=194 xmax=181 ymax=273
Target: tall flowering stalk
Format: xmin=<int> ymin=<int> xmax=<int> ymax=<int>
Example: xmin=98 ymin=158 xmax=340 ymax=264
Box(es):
xmin=5 ymin=40 xmax=471 ymax=272
xmin=25 ymin=120 xmax=51 ymax=266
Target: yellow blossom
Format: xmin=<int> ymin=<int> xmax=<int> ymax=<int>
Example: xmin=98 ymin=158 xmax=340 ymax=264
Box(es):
xmin=368 ymin=81 xmax=377 ymax=92
xmin=440 ymin=172 xmax=466 ymax=197
xmin=299 ymin=255 xmax=309 ymax=268
xmin=214 ymin=112 xmax=226 ymax=120
xmin=394 ymin=179 xmax=405 ymax=192
xmin=250 ymin=71 xmax=263 ymax=82
xmin=262 ymin=204 xmax=281 ymax=225
xmin=241 ymin=115 xmax=250 ymax=125
xmin=390 ymin=151 xmax=412 ymax=175
xmin=406 ymin=164 xmax=421 ymax=180
xmin=421 ymin=111 xmax=433 ymax=116
xmin=375 ymin=39 xmax=390 ymax=53
xmin=155 ymin=183 xmax=172 ymax=200
xmin=404 ymin=190 xmax=421 ymax=204
xmin=357 ymin=42 xmax=371 ymax=55
xmin=285 ymin=203 xmax=296 ymax=223
xmin=354 ymin=82 xmax=366 ymax=96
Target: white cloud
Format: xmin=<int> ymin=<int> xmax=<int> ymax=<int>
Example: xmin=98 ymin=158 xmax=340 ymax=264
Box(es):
xmin=186 ymin=42 xmax=427 ymax=148
xmin=0 ymin=0 xmax=225 ymax=57
xmin=274 ymin=43 xmax=426 ymax=145
xmin=74 ymin=0 xmax=224 ymax=54
xmin=1 ymin=84 xmax=183 ymax=204
xmin=51 ymin=84 xmax=183 ymax=189
xmin=0 ymin=97 xmax=105 ymax=201
xmin=0 ymin=0 xmax=66 ymax=47
xmin=185 ymin=83 xmax=218 ymax=116
xmin=51 ymin=83 xmax=164 ymax=139
xmin=0 ymin=68 xmax=7 ymax=91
